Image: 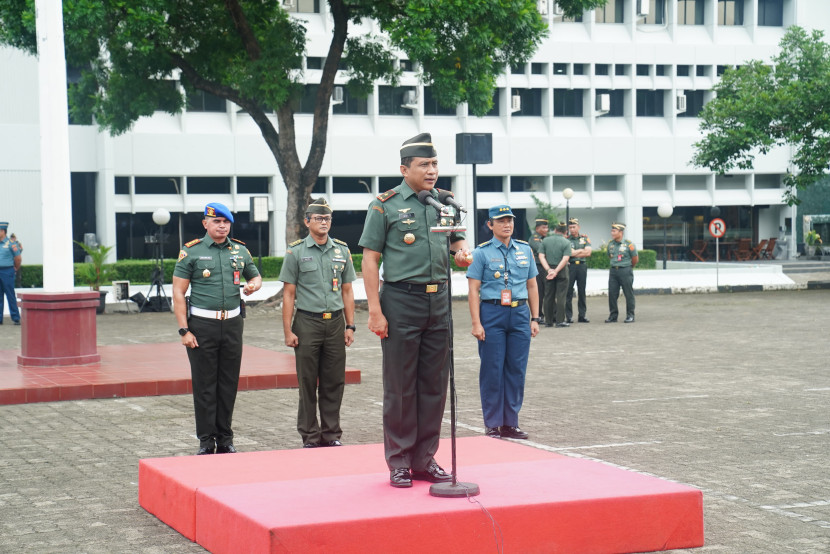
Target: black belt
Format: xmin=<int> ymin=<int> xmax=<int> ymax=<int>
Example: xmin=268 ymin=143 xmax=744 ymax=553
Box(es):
xmin=385 ymin=281 xmax=447 ymax=293
xmin=570 ymin=260 xmax=584 ymax=265
xmin=611 ymin=266 xmax=631 ymax=269
xmin=481 ymin=299 xmax=527 ymax=308
xmin=297 ymin=309 xmax=343 ymax=320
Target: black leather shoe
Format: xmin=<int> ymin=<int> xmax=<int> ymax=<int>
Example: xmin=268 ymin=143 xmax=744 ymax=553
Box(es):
xmin=565 ymin=318 xmax=574 ymax=324
xmin=13 ymin=320 xmax=20 ymax=325
xmin=500 ymin=426 xmax=529 ymax=439
xmin=578 ymin=317 xmax=590 ymax=323
xmin=605 ymin=317 xmax=617 ymax=323
xmin=485 ymin=426 xmax=501 ymax=438
xmin=196 ymin=446 xmax=215 ymax=455
xmin=555 ymin=322 xmax=570 ymax=328
xmin=216 ymin=444 xmax=237 ymax=454
xmin=544 ymin=322 xmax=553 ymax=328
xmin=411 ymin=462 xmax=452 ymax=483
xmin=303 ymin=442 xmax=321 ymax=448
xmin=324 ymin=440 xmax=342 ymax=447
xmin=624 ymin=316 xmax=635 ymax=323
xmin=390 ymin=468 xmax=412 ymax=488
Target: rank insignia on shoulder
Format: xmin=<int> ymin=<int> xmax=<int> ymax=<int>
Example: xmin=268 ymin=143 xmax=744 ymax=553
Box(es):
xmin=230 ymin=238 xmax=246 ymax=245
xmin=184 ymin=239 xmax=201 ymax=248
xmin=289 ymin=239 xmax=303 ymax=247
xmin=377 ymin=190 xmax=397 ymax=202
xmin=332 ymin=238 xmax=349 ymax=247
xmin=478 ymin=241 xmax=489 ymax=247
xmin=515 ymin=239 xmax=528 ymax=245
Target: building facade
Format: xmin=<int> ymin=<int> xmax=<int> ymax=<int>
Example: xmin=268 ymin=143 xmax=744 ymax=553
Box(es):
xmin=2 ymin=0 xmax=829 ymax=265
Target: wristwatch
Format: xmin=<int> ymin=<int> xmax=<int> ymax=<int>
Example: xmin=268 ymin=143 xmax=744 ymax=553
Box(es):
xmin=345 ymin=325 xmax=357 ymax=332
xmin=531 ymin=317 xmax=542 ymax=323
xmin=178 ymin=328 xmax=190 ymax=336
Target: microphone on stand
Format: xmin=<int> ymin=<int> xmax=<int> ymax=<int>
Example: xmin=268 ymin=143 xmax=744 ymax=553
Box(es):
xmin=437 ymin=190 xmax=467 ymax=213
xmin=417 ymin=190 xmax=445 ymax=213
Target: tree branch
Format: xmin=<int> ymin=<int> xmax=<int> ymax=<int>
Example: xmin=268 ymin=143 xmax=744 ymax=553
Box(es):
xmin=223 ymin=0 xmax=262 ymax=61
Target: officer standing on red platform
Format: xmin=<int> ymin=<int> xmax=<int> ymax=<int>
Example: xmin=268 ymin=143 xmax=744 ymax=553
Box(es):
xmin=173 ymin=203 xmax=262 ymax=455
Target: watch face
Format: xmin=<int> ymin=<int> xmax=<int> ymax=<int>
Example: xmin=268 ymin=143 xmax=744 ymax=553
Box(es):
xmin=179 ymin=328 xmax=188 ymax=336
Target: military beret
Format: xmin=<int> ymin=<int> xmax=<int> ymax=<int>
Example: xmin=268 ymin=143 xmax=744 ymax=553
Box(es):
xmin=400 ymin=132 xmax=438 ymax=159
xmin=0 ymin=221 xmax=8 ymax=231
xmin=611 ymin=223 xmax=626 ymax=230
xmin=204 ymin=202 xmax=234 ymax=223
xmin=568 ymin=218 xmax=579 ymax=225
xmin=489 ymin=205 xmax=515 ymax=219
xmin=534 ymin=218 xmax=549 ymax=227
xmin=306 ymin=198 xmax=333 ymax=215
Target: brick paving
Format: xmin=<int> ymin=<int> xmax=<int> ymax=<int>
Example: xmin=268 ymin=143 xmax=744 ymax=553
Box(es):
xmin=0 ymin=288 xmax=828 ymax=552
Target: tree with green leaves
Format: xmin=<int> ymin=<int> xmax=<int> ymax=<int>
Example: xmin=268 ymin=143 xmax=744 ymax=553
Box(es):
xmin=692 ymin=26 xmax=830 ymax=206
xmin=0 ymin=0 xmax=606 ymax=243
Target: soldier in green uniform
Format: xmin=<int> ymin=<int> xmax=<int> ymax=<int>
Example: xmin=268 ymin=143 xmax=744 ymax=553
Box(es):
xmin=538 ymin=222 xmax=571 ymax=328
xmin=565 ymin=217 xmax=592 ymax=323
xmin=279 ymin=198 xmax=357 ymax=448
xmin=173 ymin=203 xmax=262 ymax=455
xmin=528 ymin=218 xmax=549 ymax=324
xmin=359 ymin=132 xmax=472 ymax=489
xmin=605 ymin=223 xmax=638 ymax=324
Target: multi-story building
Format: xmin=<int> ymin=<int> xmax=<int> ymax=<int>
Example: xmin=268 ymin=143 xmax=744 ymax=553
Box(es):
xmin=2 ymin=0 xmax=828 ymax=265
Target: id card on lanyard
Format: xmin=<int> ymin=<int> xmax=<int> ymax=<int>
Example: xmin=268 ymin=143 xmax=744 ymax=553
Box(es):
xmin=500 ymin=251 xmax=511 ymax=305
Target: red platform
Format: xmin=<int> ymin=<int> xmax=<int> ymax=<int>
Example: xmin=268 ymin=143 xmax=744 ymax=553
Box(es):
xmin=139 ymin=437 xmax=704 ymax=553
xmin=0 ymin=343 xmax=360 ymax=405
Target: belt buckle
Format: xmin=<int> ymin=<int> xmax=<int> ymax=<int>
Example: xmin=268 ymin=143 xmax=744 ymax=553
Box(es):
xmin=426 ymin=284 xmax=438 ymax=293
xmin=511 ymin=301 xmax=518 ymax=308
xmin=323 ymin=312 xmax=332 ymax=320
xmin=219 ymin=310 xmax=228 ymax=320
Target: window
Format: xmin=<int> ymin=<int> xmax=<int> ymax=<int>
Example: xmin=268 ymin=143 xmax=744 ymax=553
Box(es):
xmin=312 ymin=178 xmax=325 ymax=194
xmin=510 ymin=177 xmax=545 ymax=193
xmin=696 ymin=65 xmax=708 ymax=77
xmin=379 ymin=177 xmax=400 ymax=192
xmin=378 ymin=86 xmax=416 ymax=115
xmin=553 ymin=89 xmax=584 ymax=117
xmin=636 ymin=64 xmax=650 ymax=76
xmin=596 ymin=0 xmax=624 ymax=22
xmin=186 ymin=90 xmax=226 ymax=112
xmin=553 ymin=63 xmax=568 ymax=75
xmin=423 ymin=87 xmax=457 ymax=116
xmin=717 ymin=65 xmax=730 ymax=77
xmin=677 ymin=65 xmax=691 ymax=77
xmin=758 ymin=0 xmax=783 ymax=26
xmin=332 ymin=87 xmax=368 ymax=115
xmin=135 ymin=177 xmax=180 ymax=195
xmin=480 ymin=89 xmax=500 ymax=117
xmin=333 ymin=177 xmax=372 ymax=194
xmin=284 ymin=0 xmax=320 ymax=13
xmin=656 ymin=65 xmax=669 ymax=76
xmin=298 ymin=84 xmax=319 ymax=114
xmin=718 ymin=0 xmax=744 ymax=25
xmin=475 ymin=176 xmax=504 ymax=193
xmin=678 ymin=0 xmax=704 ymax=24
xmin=615 ymin=64 xmax=629 ymax=76
xmin=595 ymin=64 xmax=610 ymax=76
xmin=596 ymin=89 xmax=625 ymax=117
xmin=554 ymin=6 xmax=583 ymax=22
xmin=643 ymin=0 xmax=666 ymax=24
xmin=573 ymin=64 xmax=586 ymax=75
xmin=511 ymin=64 xmax=525 ymax=74
xmin=677 ymin=90 xmax=706 ymax=117
xmin=237 ymin=177 xmax=269 ymax=194
xmin=595 ymin=175 xmax=620 ymax=192
xmin=115 ymin=177 xmax=130 ymax=195
xmin=511 ymin=88 xmax=543 ymax=116
xmin=400 ymin=59 xmax=414 ymax=72
xmin=531 ymin=63 xmax=546 ymax=75
xmin=636 ymin=90 xmax=665 ymax=117
xmin=306 ymin=57 xmax=323 ymax=70
xmin=188 ymin=177 xmax=231 ymax=194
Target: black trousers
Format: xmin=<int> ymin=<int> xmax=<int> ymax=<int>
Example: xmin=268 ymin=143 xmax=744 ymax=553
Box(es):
xmin=380 ymin=284 xmax=450 ymax=471
xmin=535 ymin=264 xmax=546 ymax=320
xmin=186 ymin=315 xmax=243 ymax=448
xmin=292 ymin=311 xmax=346 ymax=445
xmin=608 ymin=266 xmax=635 ymax=319
xmin=543 ymin=265 xmax=569 ymax=324
xmin=566 ymin=262 xmax=588 ymax=320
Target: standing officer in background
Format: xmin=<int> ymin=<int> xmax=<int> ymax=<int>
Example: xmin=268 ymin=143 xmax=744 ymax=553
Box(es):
xmin=173 ymin=203 xmax=262 ymax=455
xmin=279 ymin=198 xmax=356 ymax=449
xmin=0 ymin=222 xmax=22 ymax=325
xmin=606 ymin=223 xmax=638 ymax=324
xmin=538 ymin=222 xmax=571 ymax=328
xmin=467 ymin=205 xmax=540 ymax=440
xmin=565 ymin=218 xmax=592 ymax=323
xmin=359 ymin=132 xmax=472 ymax=489
xmin=528 ymin=218 xmax=549 ymax=324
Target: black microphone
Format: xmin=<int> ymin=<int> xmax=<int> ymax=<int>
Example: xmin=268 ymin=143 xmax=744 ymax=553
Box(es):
xmin=417 ymin=190 xmax=444 ymax=213
xmin=437 ymin=190 xmax=467 ymax=213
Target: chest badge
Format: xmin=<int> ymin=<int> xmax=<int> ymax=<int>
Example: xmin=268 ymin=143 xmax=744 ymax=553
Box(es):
xmin=203 ymin=268 xmax=211 ymax=278
xmin=404 ymin=233 xmax=416 ymax=245
xmin=494 ymin=271 xmax=501 ymax=279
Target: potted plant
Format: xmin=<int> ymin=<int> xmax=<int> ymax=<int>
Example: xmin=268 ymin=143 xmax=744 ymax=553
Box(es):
xmin=805 ymin=230 xmax=822 ymax=258
xmin=75 ymin=241 xmax=118 ymax=313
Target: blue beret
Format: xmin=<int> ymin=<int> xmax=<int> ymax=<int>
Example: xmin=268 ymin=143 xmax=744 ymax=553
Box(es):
xmin=204 ymin=203 xmax=234 ymax=223
xmin=488 ymin=205 xmax=514 ymax=220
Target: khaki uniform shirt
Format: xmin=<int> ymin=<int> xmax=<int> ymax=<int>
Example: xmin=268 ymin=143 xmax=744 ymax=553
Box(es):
xmin=358 ymin=181 xmax=464 ymax=283
xmin=278 ymin=235 xmax=356 ymax=313
xmin=173 ymin=234 xmax=259 ymax=310
xmin=539 ymin=234 xmax=572 ymax=267
xmin=608 ymin=239 xmax=637 ymax=267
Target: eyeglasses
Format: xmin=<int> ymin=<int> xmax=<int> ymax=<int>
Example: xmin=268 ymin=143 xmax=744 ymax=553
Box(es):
xmin=310 ymin=216 xmax=332 ymax=223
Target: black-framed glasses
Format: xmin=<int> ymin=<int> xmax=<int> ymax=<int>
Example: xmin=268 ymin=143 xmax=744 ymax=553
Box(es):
xmin=310 ymin=216 xmax=332 ymax=223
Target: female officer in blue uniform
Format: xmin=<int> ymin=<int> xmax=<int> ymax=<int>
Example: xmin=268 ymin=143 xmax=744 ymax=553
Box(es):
xmin=467 ymin=205 xmax=540 ymax=440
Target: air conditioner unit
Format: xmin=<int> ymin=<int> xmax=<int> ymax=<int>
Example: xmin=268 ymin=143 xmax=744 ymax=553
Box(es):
xmin=637 ymin=0 xmax=650 ymax=16
xmin=332 ymin=86 xmax=344 ymax=105
xmin=552 ymin=2 xmax=564 ymax=16
xmin=596 ymin=93 xmax=610 ymax=114
xmin=401 ymin=90 xmax=418 ymax=110
xmin=510 ymin=94 xmax=522 ymax=113
xmin=676 ymin=92 xmax=687 ymax=113
xmin=537 ymin=0 xmax=548 ymax=16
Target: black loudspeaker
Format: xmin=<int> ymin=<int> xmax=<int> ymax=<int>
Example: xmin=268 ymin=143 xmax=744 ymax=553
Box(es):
xmin=456 ymin=133 xmax=493 ymax=165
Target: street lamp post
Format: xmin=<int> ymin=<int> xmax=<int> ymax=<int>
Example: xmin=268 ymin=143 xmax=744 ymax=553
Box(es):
xmin=562 ymin=187 xmax=574 ymax=224
xmin=657 ymin=203 xmax=674 ymax=270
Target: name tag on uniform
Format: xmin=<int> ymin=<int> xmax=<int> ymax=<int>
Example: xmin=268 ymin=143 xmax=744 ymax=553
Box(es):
xmin=301 ymin=256 xmax=313 ymax=262
xmin=199 ymin=256 xmax=212 ymax=260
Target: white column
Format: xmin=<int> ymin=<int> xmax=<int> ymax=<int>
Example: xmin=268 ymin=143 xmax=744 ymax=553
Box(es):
xmin=36 ymin=0 xmax=75 ymax=291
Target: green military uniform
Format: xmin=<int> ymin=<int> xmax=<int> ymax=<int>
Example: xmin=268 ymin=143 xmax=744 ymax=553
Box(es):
xmin=529 ymin=228 xmax=547 ymax=322
xmin=539 ymin=232 xmax=571 ymax=326
xmin=279 ymin=232 xmax=356 ymax=446
xmin=566 ymin=231 xmax=591 ymax=322
xmin=174 ymin=230 xmax=259 ymax=451
xmin=359 ymin=180 xmax=464 ymax=472
xmin=608 ymin=234 xmax=637 ymax=321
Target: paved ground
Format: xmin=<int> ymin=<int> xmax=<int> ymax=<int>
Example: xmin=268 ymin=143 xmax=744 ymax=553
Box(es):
xmin=1 ymin=288 xmax=829 ymax=553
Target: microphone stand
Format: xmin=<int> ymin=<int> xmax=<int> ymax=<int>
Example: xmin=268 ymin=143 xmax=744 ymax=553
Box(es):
xmin=427 ymin=203 xmax=480 ymax=498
